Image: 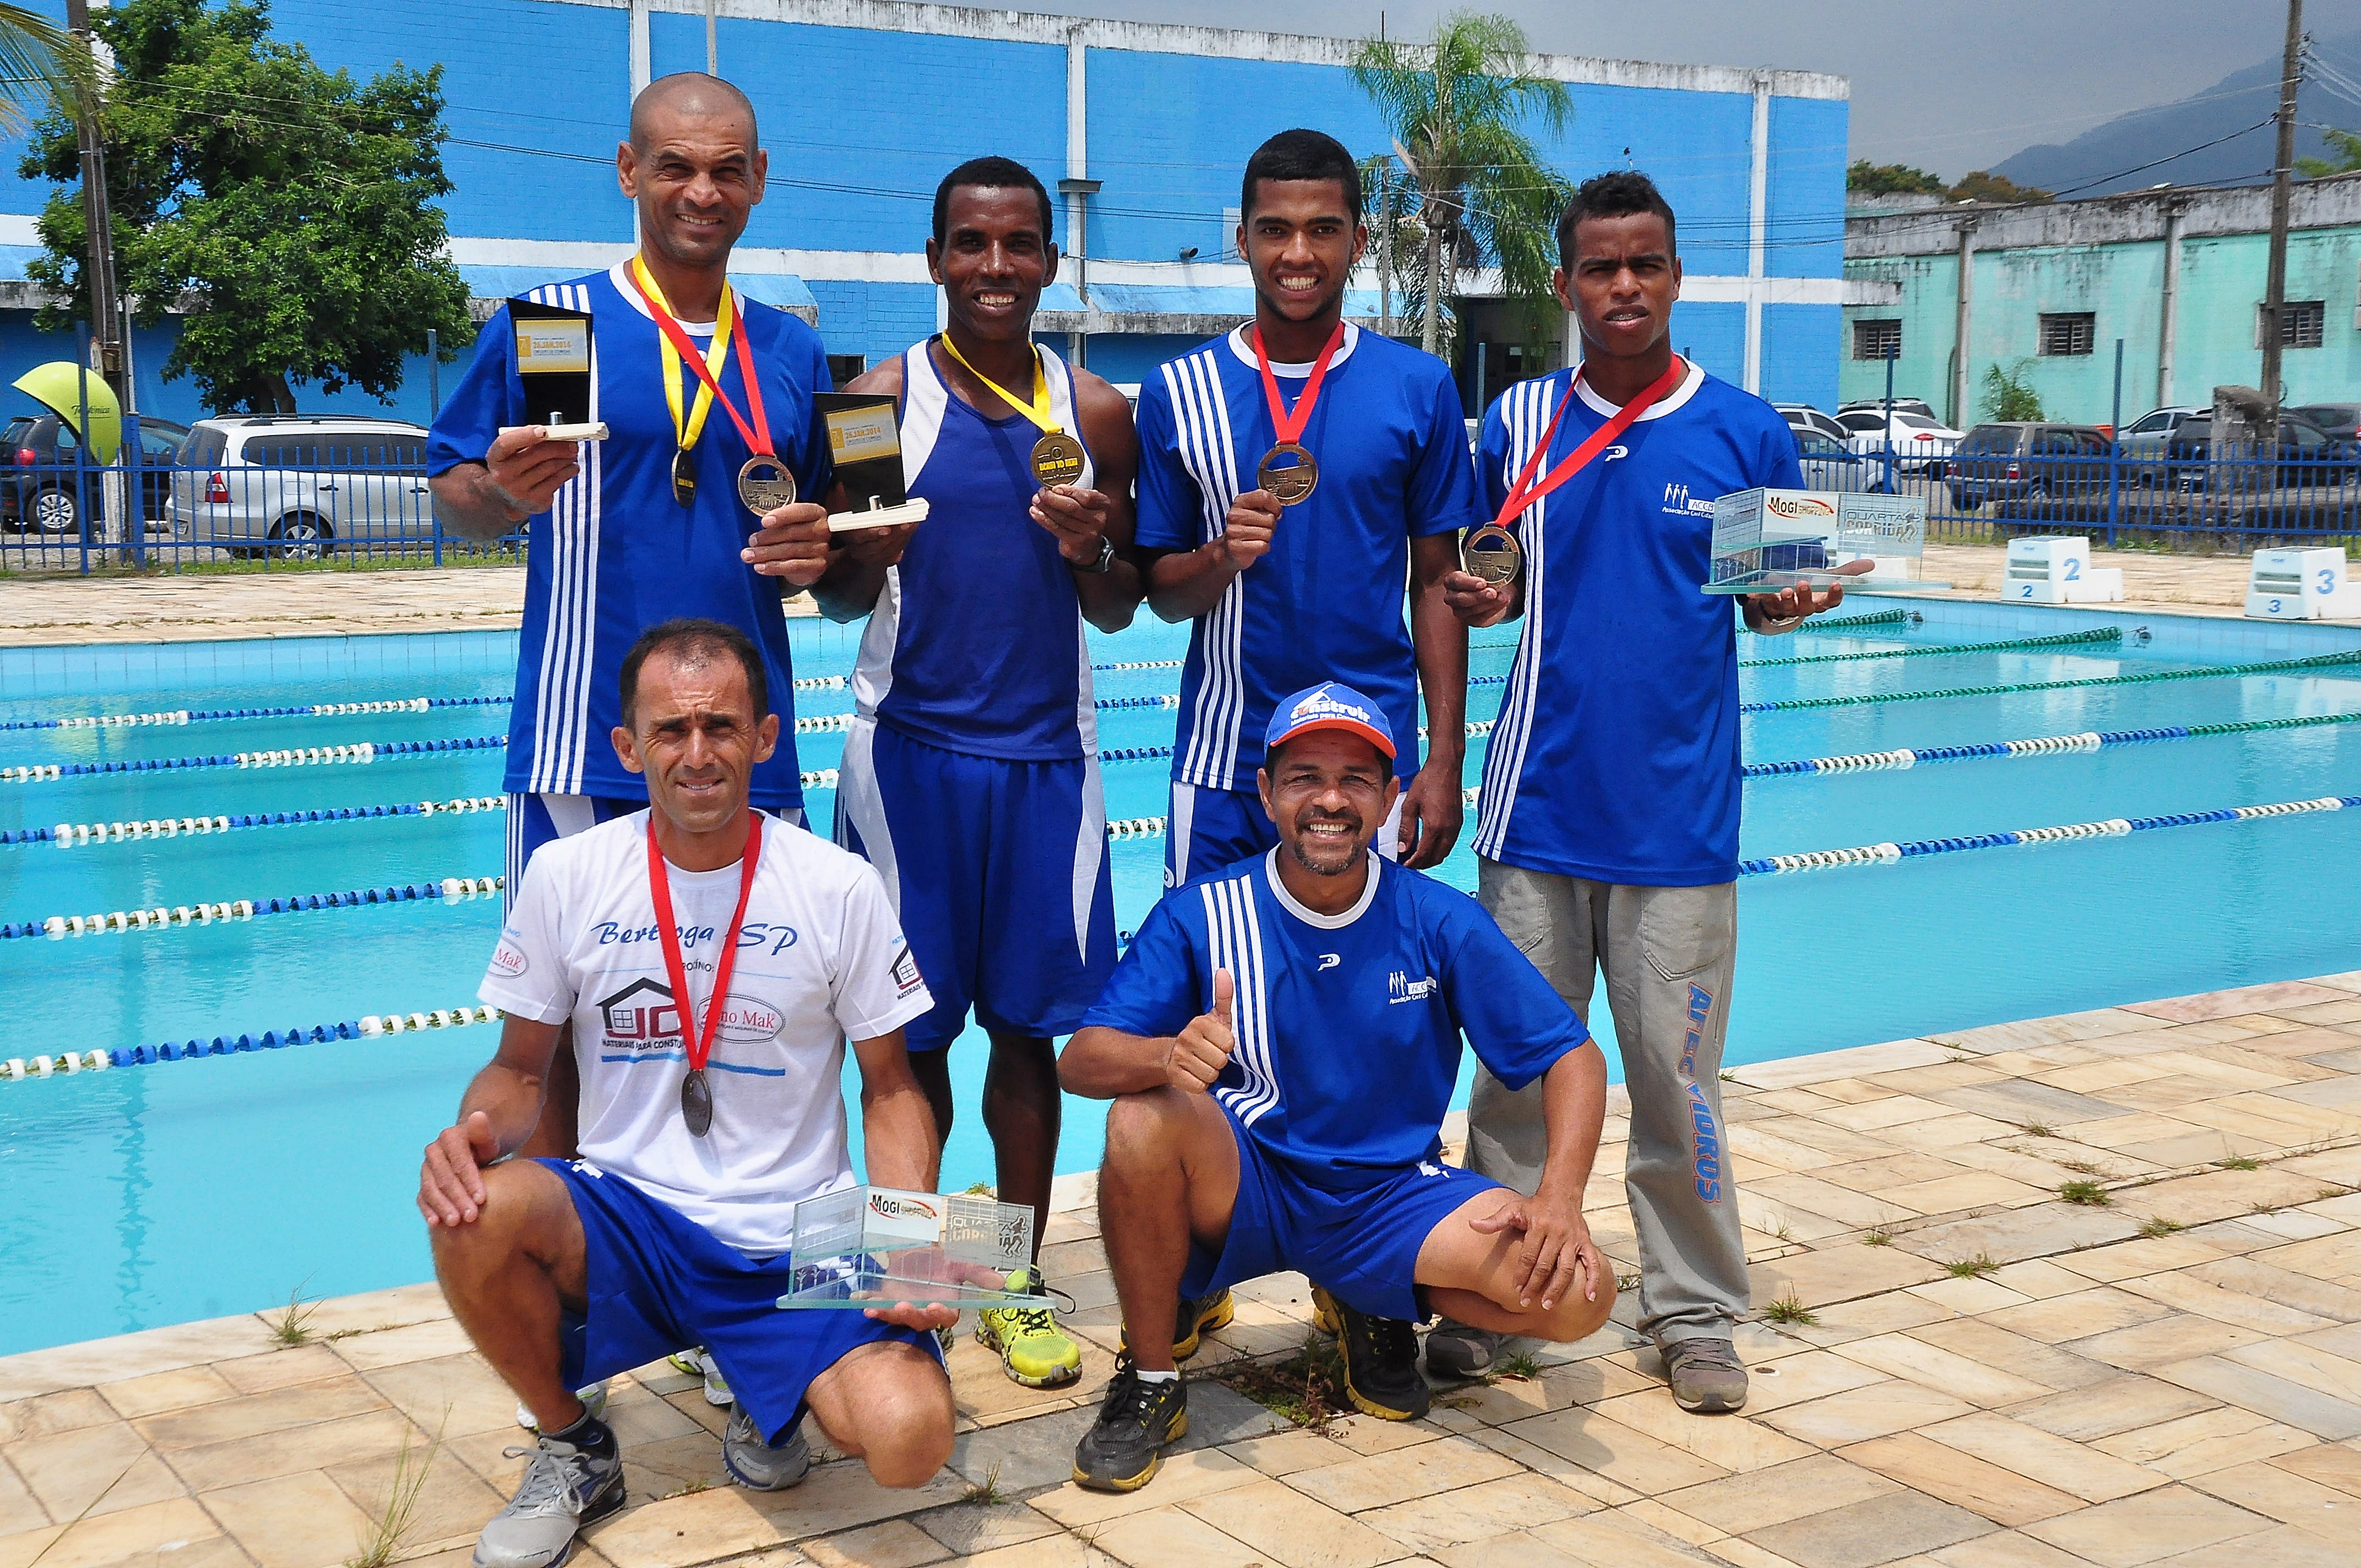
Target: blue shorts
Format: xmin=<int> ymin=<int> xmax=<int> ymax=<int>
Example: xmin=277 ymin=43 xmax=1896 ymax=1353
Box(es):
xmin=834 ymin=721 xmax=1115 ymax=1049
xmin=544 ymin=1158 xmax=938 ymax=1445
xmin=507 ymin=793 xmax=805 ymax=914
xmin=1180 ymin=1107 xmax=1505 ymax=1322
xmin=1165 ymin=782 xmax=1403 ymax=889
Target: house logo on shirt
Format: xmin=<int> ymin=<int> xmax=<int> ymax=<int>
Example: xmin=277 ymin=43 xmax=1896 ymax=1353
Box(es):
xmin=890 ymin=943 xmax=923 ymax=997
xmin=1386 ymin=970 xmax=1438 ymax=1004
xmin=599 ymin=978 xmax=684 ymax=1050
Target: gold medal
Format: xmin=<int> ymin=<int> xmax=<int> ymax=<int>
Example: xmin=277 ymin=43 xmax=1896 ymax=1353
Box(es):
xmin=1259 ymin=442 xmax=1319 ymax=506
xmin=1031 ymin=431 xmax=1086 ymax=488
xmin=737 ymin=454 xmax=798 ymax=515
xmin=671 ymin=449 xmax=697 ymax=508
xmin=1461 ymin=524 xmax=1522 ymax=586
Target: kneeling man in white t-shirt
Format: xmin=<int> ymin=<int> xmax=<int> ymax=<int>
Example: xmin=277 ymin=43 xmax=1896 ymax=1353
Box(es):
xmin=420 ymin=617 xmax=951 ymax=1568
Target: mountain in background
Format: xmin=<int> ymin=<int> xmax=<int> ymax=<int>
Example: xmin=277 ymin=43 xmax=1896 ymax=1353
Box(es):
xmin=1990 ymin=30 xmax=2361 ymax=197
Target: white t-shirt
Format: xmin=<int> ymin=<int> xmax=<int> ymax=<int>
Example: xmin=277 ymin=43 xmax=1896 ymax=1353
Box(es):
xmin=480 ymin=809 xmax=933 ymax=1253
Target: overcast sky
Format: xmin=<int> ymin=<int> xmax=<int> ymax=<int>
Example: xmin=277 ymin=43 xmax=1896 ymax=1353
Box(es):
xmin=1025 ymin=0 xmax=2355 ymax=180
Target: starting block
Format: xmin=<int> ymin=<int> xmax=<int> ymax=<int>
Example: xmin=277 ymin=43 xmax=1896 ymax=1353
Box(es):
xmin=2245 ymin=548 xmax=2361 ymax=620
xmin=2004 ymin=536 xmax=2123 ymax=604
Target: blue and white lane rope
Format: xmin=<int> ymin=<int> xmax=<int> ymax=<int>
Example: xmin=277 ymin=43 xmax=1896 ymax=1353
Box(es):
xmin=1737 ymin=794 xmax=2361 ymax=876
xmin=0 ymin=1003 xmax=504 ymax=1080
xmin=0 ymin=696 xmax=508 ymax=732
xmin=1742 ymin=708 xmax=2361 ymax=778
xmin=1739 ymin=649 xmax=2361 ymax=715
xmin=0 ymin=733 xmax=508 ymax=783
xmin=7 ymin=796 xmax=508 ymax=847
xmin=2 ymin=874 xmax=505 ymax=941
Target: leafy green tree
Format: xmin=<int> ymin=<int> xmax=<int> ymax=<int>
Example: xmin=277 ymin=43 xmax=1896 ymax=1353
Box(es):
xmin=1847 ymin=160 xmax=1947 ymax=197
xmin=2297 ymin=128 xmax=2361 ymax=178
xmin=20 ymin=0 xmax=471 ymax=414
xmin=1980 ymin=361 xmax=2044 ymax=422
xmin=1950 ymin=170 xmax=2052 ymax=205
xmin=1352 ymin=11 xmax=1572 ymax=359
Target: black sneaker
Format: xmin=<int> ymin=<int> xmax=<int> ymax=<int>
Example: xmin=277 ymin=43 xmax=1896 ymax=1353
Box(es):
xmin=1118 ymin=1287 xmax=1236 ymax=1363
xmin=1312 ymin=1287 xmax=1429 ymax=1422
xmin=1071 ymin=1353 xmax=1189 ymax=1493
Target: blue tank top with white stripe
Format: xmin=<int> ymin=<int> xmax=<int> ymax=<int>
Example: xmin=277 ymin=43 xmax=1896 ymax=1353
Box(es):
xmin=851 ymin=340 xmax=1097 ymax=761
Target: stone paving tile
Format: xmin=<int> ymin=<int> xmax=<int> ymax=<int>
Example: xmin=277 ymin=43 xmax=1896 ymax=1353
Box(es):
xmin=2018 ymin=1485 xmax=2277 ymax=1567
xmin=1743 ymin=1490 xmax=1997 ymax=1568
xmin=2087 ymin=1405 xmax=2315 ymax=1479
xmin=1838 ymin=1432 xmax=2082 ymax=1526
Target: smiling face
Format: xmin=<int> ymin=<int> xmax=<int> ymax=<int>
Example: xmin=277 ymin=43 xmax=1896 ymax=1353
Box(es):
xmin=1258 ymin=729 xmax=1399 ymax=880
xmin=1557 ymin=210 xmax=1682 ymax=364
xmin=1241 ymin=178 xmax=1365 ymax=326
xmin=618 ymin=97 xmax=767 ymax=275
xmin=613 ymin=649 xmax=779 ymax=842
xmin=929 ymin=184 xmax=1058 ymax=342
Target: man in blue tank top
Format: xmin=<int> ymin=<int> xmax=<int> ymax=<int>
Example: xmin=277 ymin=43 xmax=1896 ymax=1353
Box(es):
xmin=1434 ymin=172 xmax=1857 ymax=1412
xmin=1134 ymin=129 xmax=1484 ymax=889
xmin=813 ymin=157 xmax=1146 ymax=1392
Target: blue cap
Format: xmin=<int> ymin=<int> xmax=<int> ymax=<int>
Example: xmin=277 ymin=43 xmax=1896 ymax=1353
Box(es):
xmin=1264 ymin=682 xmax=1396 ymax=761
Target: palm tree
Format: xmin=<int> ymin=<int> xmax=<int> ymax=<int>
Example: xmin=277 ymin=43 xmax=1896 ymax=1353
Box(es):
xmin=0 ymin=3 xmax=96 ymax=129
xmin=1351 ymin=12 xmax=1573 ymax=359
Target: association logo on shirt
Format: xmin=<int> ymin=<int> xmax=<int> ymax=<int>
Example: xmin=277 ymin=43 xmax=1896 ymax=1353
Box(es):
xmin=890 ymin=943 xmax=923 ymax=997
xmin=489 ymin=930 xmax=529 ymax=978
xmin=1661 ymin=482 xmax=1715 ymax=519
xmin=1386 ymin=970 xmax=1438 ymax=1004
xmin=600 ymin=978 xmax=684 ymax=1048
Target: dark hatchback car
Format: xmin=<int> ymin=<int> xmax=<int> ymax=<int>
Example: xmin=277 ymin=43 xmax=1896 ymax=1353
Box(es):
xmin=0 ymin=412 xmax=191 ymax=533
xmin=1946 ymin=422 xmax=2116 ymax=510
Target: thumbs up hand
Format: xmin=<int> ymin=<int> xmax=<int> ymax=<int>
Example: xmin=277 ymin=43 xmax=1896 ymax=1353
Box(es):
xmin=1167 ymin=967 xmax=1236 ymax=1092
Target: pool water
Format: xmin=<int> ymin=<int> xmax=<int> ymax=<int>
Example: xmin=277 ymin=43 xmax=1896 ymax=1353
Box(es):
xmin=3 ymin=601 xmax=2359 ymax=1355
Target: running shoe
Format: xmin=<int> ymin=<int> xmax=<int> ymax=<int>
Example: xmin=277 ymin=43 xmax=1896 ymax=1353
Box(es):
xmin=1423 ymin=1318 xmax=1499 ymax=1380
xmin=472 ymin=1419 xmax=624 ymax=1568
xmin=1118 ymin=1287 xmax=1236 ymax=1362
xmin=1313 ymin=1287 xmax=1429 ymax=1422
xmin=721 ymin=1406 xmax=811 ymax=1490
xmin=1662 ymin=1336 xmax=1748 ymax=1413
xmin=1070 ymin=1353 xmax=1189 ymax=1493
xmin=667 ymin=1348 xmax=732 ymax=1407
xmin=975 ymin=1266 xmax=1082 ymax=1388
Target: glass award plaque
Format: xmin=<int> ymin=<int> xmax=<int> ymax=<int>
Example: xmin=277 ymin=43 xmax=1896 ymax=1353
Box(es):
xmin=817 ymin=394 xmax=929 ymax=531
xmin=1702 ymin=488 xmax=1941 ymax=595
xmin=776 ymin=1185 xmax=1035 ymax=1310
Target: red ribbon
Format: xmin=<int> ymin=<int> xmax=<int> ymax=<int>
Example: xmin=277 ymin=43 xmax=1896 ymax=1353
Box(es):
xmin=1493 ymin=356 xmax=1688 ymax=529
xmin=645 ymin=813 xmax=764 ymax=1080
xmin=1250 ymin=321 xmax=1346 ymax=449
xmin=625 ymin=268 xmax=779 ymax=459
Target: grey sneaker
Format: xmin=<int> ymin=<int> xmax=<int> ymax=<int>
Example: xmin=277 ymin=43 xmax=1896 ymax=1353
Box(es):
xmin=722 ymin=1406 xmax=811 ymax=1491
xmin=474 ymin=1424 xmax=624 ymax=1568
xmin=1423 ymin=1319 xmax=1499 ymax=1380
xmin=667 ymin=1348 xmax=733 ymax=1407
xmin=1661 ymin=1336 xmax=1748 ymax=1413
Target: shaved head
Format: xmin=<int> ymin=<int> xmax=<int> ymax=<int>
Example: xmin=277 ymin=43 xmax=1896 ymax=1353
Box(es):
xmin=629 ymin=72 xmax=758 ymax=152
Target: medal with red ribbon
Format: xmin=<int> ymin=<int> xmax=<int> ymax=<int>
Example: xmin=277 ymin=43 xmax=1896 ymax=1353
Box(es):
xmin=1250 ymin=321 xmax=1346 ymax=507
xmin=646 ymin=812 xmax=764 ymax=1137
xmin=626 ymin=259 xmax=799 ymax=516
xmin=1462 ymin=355 xmax=1689 ymax=587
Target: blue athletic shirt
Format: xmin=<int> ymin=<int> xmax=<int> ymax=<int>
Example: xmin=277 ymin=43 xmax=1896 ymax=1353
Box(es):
xmin=427 ymin=263 xmax=834 ymax=811
xmin=1082 ymin=851 xmax=1590 ymax=1189
xmin=1135 ymin=324 xmax=1483 ymax=792
xmin=848 ymin=340 xmax=1096 ymax=760
xmin=1471 ymin=362 xmax=1803 ymax=884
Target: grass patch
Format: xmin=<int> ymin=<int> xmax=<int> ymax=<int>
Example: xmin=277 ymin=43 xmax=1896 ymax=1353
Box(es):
xmin=2018 ymin=1122 xmax=2057 ymax=1138
xmin=345 ymin=1421 xmax=443 ymax=1568
xmin=1215 ymin=1336 xmax=1348 ymax=1429
xmin=2059 ymin=1180 xmax=2112 ymax=1207
xmin=1862 ymin=1228 xmax=1893 ymax=1248
xmin=1761 ymin=1293 xmax=1818 ymax=1327
xmin=961 ymin=1462 xmax=1007 ymax=1507
xmin=2216 ymin=1156 xmax=2261 ymax=1172
xmin=1615 ymin=1272 xmax=1641 ymax=1293
xmin=2138 ymin=1217 xmax=2184 ymax=1237
xmin=1771 ymin=1221 xmax=1795 ymax=1243
xmin=1944 ymin=1254 xmax=2000 ymax=1278
xmin=270 ymin=1283 xmax=322 ymax=1348
xmin=1489 ymin=1351 xmax=1542 ymax=1384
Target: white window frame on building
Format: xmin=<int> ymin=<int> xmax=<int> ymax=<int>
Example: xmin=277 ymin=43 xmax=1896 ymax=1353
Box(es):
xmin=2254 ymin=300 xmax=2327 ymax=350
xmin=1852 ymin=319 xmax=1902 ymax=361
xmin=2037 ymin=312 xmax=2096 ymax=357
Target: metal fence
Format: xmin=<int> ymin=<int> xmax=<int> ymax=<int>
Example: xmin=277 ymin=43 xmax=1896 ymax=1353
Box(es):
xmin=1814 ymin=440 xmax=2361 ymax=552
xmin=0 ymin=433 xmax=528 ymax=574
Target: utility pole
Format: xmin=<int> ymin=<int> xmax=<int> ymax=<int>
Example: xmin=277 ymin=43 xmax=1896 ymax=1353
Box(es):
xmin=63 ymin=0 xmax=122 ymax=399
xmin=2259 ymin=0 xmax=2302 ymax=435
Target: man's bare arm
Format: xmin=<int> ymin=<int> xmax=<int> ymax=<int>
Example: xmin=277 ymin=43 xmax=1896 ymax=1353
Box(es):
xmin=431 ymin=425 xmax=584 ymax=541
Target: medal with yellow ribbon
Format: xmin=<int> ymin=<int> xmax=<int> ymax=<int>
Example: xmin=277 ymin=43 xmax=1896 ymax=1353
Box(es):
xmin=627 ymin=258 xmax=797 ymax=515
xmin=935 ymin=334 xmax=1087 ymax=487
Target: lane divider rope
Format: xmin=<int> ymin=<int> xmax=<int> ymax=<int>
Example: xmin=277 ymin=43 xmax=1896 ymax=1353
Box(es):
xmin=0 ymin=696 xmax=507 ymax=731
xmin=1738 ymin=649 xmax=2361 ymax=715
xmin=795 ymin=693 xmax=1180 ymax=735
xmin=1742 ymin=708 xmax=2361 ymax=777
xmin=6 ymin=796 xmax=508 ymax=847
xmin=1739 ymin=626 xmax=2122 ymax=669
xmin=2 ymin=874 xmax=505 ymax=941
xmin=0 ymin=1003 xmax=505 ymax=1080
xmin=1 ymin=733 xmax=507 ymax=783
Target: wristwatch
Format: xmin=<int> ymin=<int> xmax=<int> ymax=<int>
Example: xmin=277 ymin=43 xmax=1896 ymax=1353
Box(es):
xmin=1070 ymin=534 xmax=1116 ymax=574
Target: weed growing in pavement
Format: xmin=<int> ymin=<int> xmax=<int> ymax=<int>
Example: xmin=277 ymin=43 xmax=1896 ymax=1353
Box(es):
xmin=2059 ymin=1180 xmax=2112 ymax=1206
xmin=346 ymin=1420 xmax=445 ymax=1568
xmin=1761 ymin=1294 xmax=1818 ymax=1327
xmin=2216 ymin=1156 xmax=2261 ymax=1172
xmin=1944 ymin=1254 xmax=2000 ymax=1278
xmin=1490 ymin=1352 xmax=1543 ymax=1383
xmin=2019 ymin=1122 xmax=2057 ymax=1138
xmin=658 ymin=1479 xmax=711 ymax=1500
xmin=1617 ymin=1272 xmax=1642 ymax=1293
xmin=1771 ymin=1221 xmax=1795 ymax=1243
xmin=271 ymin=1283 xmax=322 ymax=1348
xmin=961 ymin=1462 xmax=1007 ymax=1507
xmin=2138 ymin=1217 xmax=2184 ymax=1237
xmin=2057 ymin=1159 xmax=2103 ymax=1176
xmin=1862 ymin=1229 xmax=1894 ymax=1247
xmin=2250 ymin=1201 xmax=2281 ymax=1216
xmin=1216 ymin=1336 xmax=1347 ymax=1429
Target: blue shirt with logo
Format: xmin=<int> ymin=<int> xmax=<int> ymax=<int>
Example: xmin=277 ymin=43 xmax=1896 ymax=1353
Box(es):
xmin=1471 ymin=363 xmax=1802 ymax=885
xmin=1134 ymin=324 xmax=1484 ymax=792
xmin=1082 ymin=851 xmax=1590 ymax=1189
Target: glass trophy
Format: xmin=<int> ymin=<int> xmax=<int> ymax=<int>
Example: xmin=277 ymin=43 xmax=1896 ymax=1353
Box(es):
xmin=776 ymin=1185 xmax=1035 ymax=1310
xmin=817 ymin=394 xmax=929 ymax=531
xmin=1701 ymin=488 xmax=1942 ymax=595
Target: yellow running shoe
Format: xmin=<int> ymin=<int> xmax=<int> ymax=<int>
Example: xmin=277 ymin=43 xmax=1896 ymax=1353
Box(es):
xmin=976 ymin=1266 xmax=1082 ymax=1389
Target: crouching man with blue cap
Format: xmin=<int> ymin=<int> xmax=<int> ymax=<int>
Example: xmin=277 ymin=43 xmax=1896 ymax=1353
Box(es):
xmin=1058 ymin=682 xmax=1615 ymax=1493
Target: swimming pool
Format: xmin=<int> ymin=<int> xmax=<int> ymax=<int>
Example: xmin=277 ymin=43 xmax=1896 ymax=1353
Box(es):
xmin=3 ymin=598 xmax=2359 ymax=1355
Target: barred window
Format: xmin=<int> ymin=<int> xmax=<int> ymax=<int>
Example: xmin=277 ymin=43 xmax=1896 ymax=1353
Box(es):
xmin=2283 ymin=301 xmax=2326 ymax=349
xmin=2037 ymin=313 xmax=2095 ymax=357
xmin=1852 ymin=319 xmax=1902 ymax=361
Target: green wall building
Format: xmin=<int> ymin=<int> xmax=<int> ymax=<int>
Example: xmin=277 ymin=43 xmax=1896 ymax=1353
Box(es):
xmin=1841 ymin=175 xmax=2361 ymax=428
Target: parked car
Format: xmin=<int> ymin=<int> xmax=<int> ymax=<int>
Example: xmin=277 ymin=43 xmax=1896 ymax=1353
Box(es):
xmin=1 ymin=412 xmax=189 ymax=535
xmin=1775 ymin=404 xmax=1849 ymax=444
xmin=1947 ymin=423 xmax=2115 ymax=511
xmin=2164 ymin=413 xmax=2359 ymax=490
xmin=1838 ymin=396 xmax=1937 ymax=421
xmin=1836 ymin=409 xmax=1963 ymax=473
xmin=2289 ymin=402 xmax=2361 ymax=440
xmin=2115 ymin=406 xmax=2206 ymax=485
xmin=167 ymin=416 xmax=433 ymax=557
xmin=1793 ymin=431 xmax=1867 ymax=490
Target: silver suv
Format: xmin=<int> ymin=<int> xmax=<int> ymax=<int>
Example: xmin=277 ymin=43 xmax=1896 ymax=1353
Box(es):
xmin=167 ymin=416 xmax=433 ymax=557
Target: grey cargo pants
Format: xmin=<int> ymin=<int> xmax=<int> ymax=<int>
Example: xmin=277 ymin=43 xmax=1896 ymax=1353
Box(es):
xmin=1467 ymin=858 xmax=1748 ymax=1344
